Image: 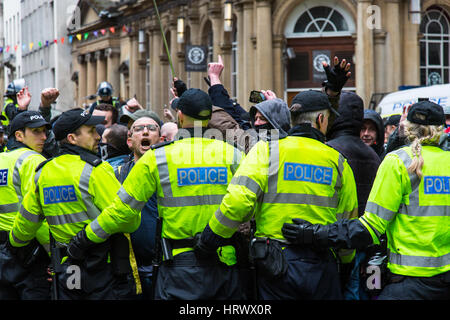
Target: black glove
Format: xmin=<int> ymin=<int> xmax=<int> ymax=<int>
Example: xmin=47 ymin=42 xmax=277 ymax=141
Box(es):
xmin=322 ymin=59 xmax=350 ymax=93
xmin=193 ymin=232 xmax=217 ymax=260
xmin=282 ymin=218 xmax=329 ymax=248
xmin=6 ymin=237 xmax=42 ymax=268
xmin=174 ymin=79 xmax=187 ymax=97
xmin=67 ymin=228 xmax=96 ymax=261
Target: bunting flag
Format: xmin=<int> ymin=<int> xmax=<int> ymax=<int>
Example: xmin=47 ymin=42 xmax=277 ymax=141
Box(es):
xmin=0 ymin=23 xmax=133 ymax=52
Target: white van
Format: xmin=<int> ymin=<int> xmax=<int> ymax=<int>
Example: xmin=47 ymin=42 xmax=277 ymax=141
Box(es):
xmin=376 ymin=84 xmax=450 ymax=119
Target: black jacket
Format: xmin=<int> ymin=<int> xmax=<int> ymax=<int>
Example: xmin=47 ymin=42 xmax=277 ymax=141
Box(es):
xmin=327 ymin=92 xmax=381 ymax=217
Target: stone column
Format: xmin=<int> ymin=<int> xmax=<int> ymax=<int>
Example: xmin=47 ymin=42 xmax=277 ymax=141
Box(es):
xmin=86 ymin=53 xmax=97 ymax=97
xmin=402 ymin=3 xmax=420 ymax=86
xmin=241 ymin=0 xmax=255 ymax=110
xmin=129 ymin=34 xmax=140 ymax=99
xmin=235 ymin=2 xmax=245 ymax=105
xmin=149 ymin=25 xmax=162 ymax=112
xmin=95 ymin=50 xmax=107 ymax=85
xmin=272 ymin=34 xmax=284 ymax=99
xmin=77 ymin=55 xmax=87 ymax=107
xmin=384 ymin=0 xmax=401 ymax=92
xmin=106 ymin=48 xmax=120 ymax=99
xmin=374 ymin=30 xmax=387 ymax=94
xmin=255 ymin=0 xmax=273 ymax=91
xmin=355 ymin=0 xmax=375 ymax=108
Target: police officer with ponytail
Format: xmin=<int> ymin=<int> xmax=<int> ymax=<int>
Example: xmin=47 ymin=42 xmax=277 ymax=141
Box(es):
xmin=282 ymin=101 xmax=450 ymax=300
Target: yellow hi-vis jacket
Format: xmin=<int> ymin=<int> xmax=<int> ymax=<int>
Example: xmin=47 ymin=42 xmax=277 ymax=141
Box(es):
xmin=208 ymin=136 xmax=359 ymax=264
xmin=1 ymin=98 xmax=18 ymax=126
xmin=9 ymin=153 xmax=121 ymax=246
xmin=359 ymin=145 xmax=450 ymax=277
xmin=85 ymin=136 xmax=243 ymax=265
xmin=0 ymin=147 xmax=49 ymax=246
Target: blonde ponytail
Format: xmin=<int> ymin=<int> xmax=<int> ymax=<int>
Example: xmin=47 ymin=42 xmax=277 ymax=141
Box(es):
xmin=403 ymin=120 xmax=444 ymax=179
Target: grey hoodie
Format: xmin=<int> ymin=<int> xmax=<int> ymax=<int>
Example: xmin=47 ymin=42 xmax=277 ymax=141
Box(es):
xmin=249 ymin=98 xmax=291 ymax=139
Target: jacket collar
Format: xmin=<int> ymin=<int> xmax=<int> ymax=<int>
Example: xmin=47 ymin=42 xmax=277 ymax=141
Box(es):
xmin=288 ymin=123 xmax=326 ymax=143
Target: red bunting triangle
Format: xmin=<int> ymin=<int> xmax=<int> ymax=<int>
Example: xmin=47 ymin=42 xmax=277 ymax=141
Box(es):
xmin=100 ymin=29 xmax=106 ymax=35
xmin=109 ymin=27 xmax=115 ymax=33
xmin=61 ymin=37 xmax=65 ymax=44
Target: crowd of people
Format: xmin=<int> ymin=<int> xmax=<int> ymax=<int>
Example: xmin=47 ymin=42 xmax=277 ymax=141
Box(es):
xmin=0 ymin=53 xmax=449 ymax=301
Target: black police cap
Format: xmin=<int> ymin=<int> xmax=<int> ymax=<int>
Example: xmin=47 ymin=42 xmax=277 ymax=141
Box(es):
xmin=10 ymin=111 xmax=51 ymax=135
xmin=177 ymin=88 xmax=212 ymax=120
xmin=407 ymin=101 xmax=445 ymax=126
xmin=291 ymin=90 xmax=340 ymax=117
xmin=53 ymin=108 xmax=105 ymax=141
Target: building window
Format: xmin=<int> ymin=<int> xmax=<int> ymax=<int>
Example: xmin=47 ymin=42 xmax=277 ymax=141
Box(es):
xmin=294 ymin=6 xmax=349 ymax=34
xmin=420 ymin=8 xmax=450 ymax=86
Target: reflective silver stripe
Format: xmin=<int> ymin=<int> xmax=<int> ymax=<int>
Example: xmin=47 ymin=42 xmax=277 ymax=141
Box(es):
xmin=393 ymin=149 xmax=448 ymax=216
xmin=78 ymin=163 xmax=101 ymax=219
xmin=360 ymin=216 xmax=383 ymax=239
xmin=389 ymin=250 xmax=450 ymax=268
xmin=45 ymin=211 xmax=89 ymax=225
xmin=267 ymin=140 xmax=279 ymax=194
xmin=214 ymin=208 xmax=241 ymax=230
xmin=365 ymin=201 xmax=396 ymax=221
xmin=154 ymin=147 xmax=173 ymax=197
xmin=335 ymin=154 xmax=345 ymax=190
xmin=117 ymin=186 xmax=146 ymax=211
xmin=0 ymin=202 xmax=19 ymax=213
xmin=230 ymin=147 xmax=241 ymax=175
xmin=12 ymin=150 xmax=39 ymax=201
xmin=34 ymin=166 xmax=42 ymax=187
xmin=399 ymin=204 xmax=450 ymax=217
xmin=158 ymin=194 xmax=224 ymax=207
xmin=89 ymin=218 xmax=110 ymax=240
xmin=230 ymin=175 xmax=263 ymax=199
xmin=261 ymin=192 xmax=339 ymax=208
xmin=336 ymin=210 xmax=355 ymax=221
xmin=11 ymin=229 xmax=28 ymax=244
xmin=19 ymin=205 xmax=43 ymax=223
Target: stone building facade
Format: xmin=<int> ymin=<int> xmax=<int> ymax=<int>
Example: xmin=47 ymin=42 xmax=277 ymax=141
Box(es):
xmin=70 ymin=0 xmax=450 ymax=118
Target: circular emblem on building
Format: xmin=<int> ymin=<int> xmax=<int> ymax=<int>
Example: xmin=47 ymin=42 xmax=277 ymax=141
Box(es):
xmin=428 ymin=72 xmax=442 ymax=86
xmin=188 ymin=47 xmax=205 ymax=64
xmin=313 ymin=54 xmax=330 ymax=72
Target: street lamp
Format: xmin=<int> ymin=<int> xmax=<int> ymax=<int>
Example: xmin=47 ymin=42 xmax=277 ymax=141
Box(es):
xmin=224 ymin=1 xmax=233 ymax=32
xmin=177 ymin=16 xmax=185 ymax=43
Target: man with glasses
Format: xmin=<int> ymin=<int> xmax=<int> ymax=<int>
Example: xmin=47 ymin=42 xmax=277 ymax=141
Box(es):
xmin=114 ymin=116 xmax=162 ymax=299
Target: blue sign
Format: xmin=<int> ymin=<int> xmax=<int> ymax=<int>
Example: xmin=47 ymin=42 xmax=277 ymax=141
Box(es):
xmin=284 ymin=162 xmax=333 ymax=185
xmin=43 ymin=185 xmax=78 ymax=204
xmin=177 ymin=167 xmax=228 ymax=186
xmin=0 ymin=169 xmax=8 ymax=186
xmin=424 ymin=176 xmax=450 ymax=194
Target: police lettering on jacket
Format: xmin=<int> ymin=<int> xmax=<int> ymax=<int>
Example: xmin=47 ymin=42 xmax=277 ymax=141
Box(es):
xmin=0 ymin=169 xmax=8 ymax=186
xmin=177 ymin=167 xmax=228 ymax=186
xmin=284 ymin=162 xmax=333 ymax=185
xmin=424 ymin=176 xmax=450 ymax=194
xmin=43 ymin=185 xmax=78 ymax=204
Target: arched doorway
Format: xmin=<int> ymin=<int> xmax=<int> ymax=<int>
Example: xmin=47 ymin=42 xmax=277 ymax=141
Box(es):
xmin=284 ymin=1 xmax=356 ymax=104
